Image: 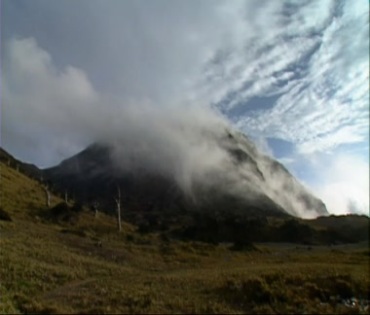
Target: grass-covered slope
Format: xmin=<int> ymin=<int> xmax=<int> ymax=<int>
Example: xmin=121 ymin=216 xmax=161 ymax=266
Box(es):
xmin=0 ymin=161 xmax=369 ymax=314
xmin=1 ymin=161 xmax=49 ymax=219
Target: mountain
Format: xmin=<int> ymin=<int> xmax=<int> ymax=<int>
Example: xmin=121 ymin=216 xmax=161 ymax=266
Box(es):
xmin=0 ymin=157 xmax=368 ymax=315
xmin=0 ymin=147 xmax=42 ymax=180
xmin=2 ymin=145 xmax=367 ymax=246
xmin=43 ymin=129 xmax=328 ymax=223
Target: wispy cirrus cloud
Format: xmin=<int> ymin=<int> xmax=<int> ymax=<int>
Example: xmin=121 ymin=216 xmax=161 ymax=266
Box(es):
xmin=3 ymin=0 xmax=367 ymax=159
xmin=205 ymin=0 xmax=369 ymax=156
xmin=195 ymin=0 xmax=369 ymax=215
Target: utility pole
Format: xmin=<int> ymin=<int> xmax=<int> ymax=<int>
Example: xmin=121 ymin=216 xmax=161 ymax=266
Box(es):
xmin=64 ymin=190 xmax=68 ymax=204
xmin=44 ymin=186 xmax=50 ymax=208
xmin=115 ymin=185 xmax=122 ymax=232
xmin=92 ymin=201 xmax=99 ymax=218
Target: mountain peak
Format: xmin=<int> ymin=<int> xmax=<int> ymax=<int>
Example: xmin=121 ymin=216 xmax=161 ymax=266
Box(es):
xmin=44 ymin=129 xmax=328 ymax=219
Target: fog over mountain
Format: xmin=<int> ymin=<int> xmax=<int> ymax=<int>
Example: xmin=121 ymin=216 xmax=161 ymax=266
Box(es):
xmin=2 ymin=1 xmax=367 ymax=216
xmin=43 ymin=102 xmax=327 ymax=219
xmin=2 ymin=35 xmax=327 ymax=218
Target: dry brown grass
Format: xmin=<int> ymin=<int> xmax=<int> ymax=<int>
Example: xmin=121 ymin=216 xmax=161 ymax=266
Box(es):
xmin=1 ymin=162 xmax=369 ymax=314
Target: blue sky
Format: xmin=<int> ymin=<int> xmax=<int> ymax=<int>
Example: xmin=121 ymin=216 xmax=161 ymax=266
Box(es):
xmin=1 ymin=0 xmax=369 ymax=215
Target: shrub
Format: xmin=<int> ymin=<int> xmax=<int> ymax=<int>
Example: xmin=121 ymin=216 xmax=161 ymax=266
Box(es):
xmin=46 ymin=202 xmax=79 ymax=224
xmin=71 ymin=202 xmax=83 ymax=213
xmin=217 ymin=272 xmax=369 ymax=314
xmin=0 ymin=207 xmax=12 ymax=221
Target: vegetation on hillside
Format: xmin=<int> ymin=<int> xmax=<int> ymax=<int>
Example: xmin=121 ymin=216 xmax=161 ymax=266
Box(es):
xmin=0 ymin=161 xmax=369 ymax=314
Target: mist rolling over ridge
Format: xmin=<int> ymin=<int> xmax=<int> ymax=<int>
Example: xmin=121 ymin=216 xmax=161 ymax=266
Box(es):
xmin=43 ymin=102 xmax=327 ymax=219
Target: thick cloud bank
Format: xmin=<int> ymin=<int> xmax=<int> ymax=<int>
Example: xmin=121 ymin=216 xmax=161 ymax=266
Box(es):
xmin=2 ymin=37 xmax=326 ymax=218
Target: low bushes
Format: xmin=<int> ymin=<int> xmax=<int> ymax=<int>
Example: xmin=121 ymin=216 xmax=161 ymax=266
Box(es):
xmin=217 ymin=272 xmax=370 ymax=314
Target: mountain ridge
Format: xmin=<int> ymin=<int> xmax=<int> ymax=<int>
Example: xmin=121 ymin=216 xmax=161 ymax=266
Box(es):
xmin=0 ymin=126 xmax=328 ymax=221
xmin=41 ymin=128 xmax=328 ymax=220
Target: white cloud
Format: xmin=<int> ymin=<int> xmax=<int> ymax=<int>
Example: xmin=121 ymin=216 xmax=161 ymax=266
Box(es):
xmin=3 ymin=0 xmax=251 ymax=108
xmin=1 ymin=37 xmax=233 ymax=185
xmin=4 ymin=0 xmax=367 ymax=159
xmin=312 ymin=154 xmax=369 ymax=215
xmin=2 ymin=37 xmax=100 ymax=166
xmin=2 ymin=36 xmax=330 ymax=218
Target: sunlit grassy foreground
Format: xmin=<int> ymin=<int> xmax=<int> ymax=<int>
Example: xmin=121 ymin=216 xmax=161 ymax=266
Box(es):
xmin=1 ymin=162 xmax=369 ymax=314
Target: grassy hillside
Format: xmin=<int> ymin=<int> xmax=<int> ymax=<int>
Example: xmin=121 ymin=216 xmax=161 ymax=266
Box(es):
xmin=0 ymin=161 xmax=369 ymax=314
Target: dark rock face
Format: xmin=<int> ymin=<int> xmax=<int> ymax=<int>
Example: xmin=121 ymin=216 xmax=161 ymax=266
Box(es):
xmin=43 ymin=129 xmax=328 ymax=220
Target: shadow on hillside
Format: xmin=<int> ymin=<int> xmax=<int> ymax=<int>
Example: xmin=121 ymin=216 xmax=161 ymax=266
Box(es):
xmin=43 ymin=202 xmax=83 ymax=224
